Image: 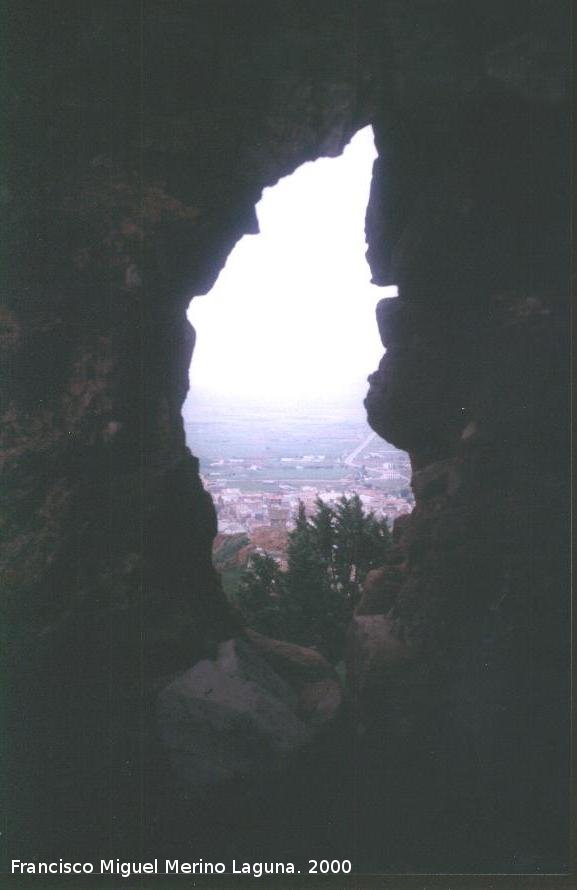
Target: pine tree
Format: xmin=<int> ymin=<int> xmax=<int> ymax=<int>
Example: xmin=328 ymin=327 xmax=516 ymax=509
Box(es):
xmin=234 ymin=551 xmax=286 ymax=639
xmin=230 ymin=496 xmax=392 ymax=662
xmin=309 ymin=497 xmax=336 ymax=563
xmin=333 ymin=495 xmax=392 ymax=606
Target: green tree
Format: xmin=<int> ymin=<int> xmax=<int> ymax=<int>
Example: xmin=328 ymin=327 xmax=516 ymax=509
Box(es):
xmin=333 ymin=494 xmax=392 ymax=606
xmin=309 ymin=497 xmax=336 ymax=563
xmin=283 ymin=506 xmax=347 ymax=660
xmin=233 ymin=497 xmax=392 ymax=662
xmin=234 ymin=551 xmax=286 ymax=639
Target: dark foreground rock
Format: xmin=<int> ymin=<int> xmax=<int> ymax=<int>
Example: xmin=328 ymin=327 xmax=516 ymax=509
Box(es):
xmin=158 ymin=636 xmax=342 ymax=790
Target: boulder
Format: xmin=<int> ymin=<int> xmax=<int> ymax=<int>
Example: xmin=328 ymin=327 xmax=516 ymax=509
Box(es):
xmin=245 ymin=629 xmax=342 ymax=729
xmin=244 ymin=628 xmax=335 ymax=685
xmin=157 ymin=636 xmax=342 ymax=789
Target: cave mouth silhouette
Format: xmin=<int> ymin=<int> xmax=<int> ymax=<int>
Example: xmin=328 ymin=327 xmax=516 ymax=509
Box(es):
xmin=180 ymin=126 xmax=408 ymax=655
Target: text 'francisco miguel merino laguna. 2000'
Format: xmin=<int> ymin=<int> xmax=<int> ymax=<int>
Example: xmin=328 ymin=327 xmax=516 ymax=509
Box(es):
xmin=11 ymin=858 xmax=354 ymax=878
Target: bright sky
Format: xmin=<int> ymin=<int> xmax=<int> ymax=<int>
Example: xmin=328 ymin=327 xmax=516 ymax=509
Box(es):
xmin=183 ymin=125 xmax=396 ymax=418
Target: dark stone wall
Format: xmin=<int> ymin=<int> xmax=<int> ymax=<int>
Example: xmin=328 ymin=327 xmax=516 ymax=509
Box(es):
xmin=1 ymin=0 xmax=570 ymax=872
xmin=361 ymin=7 xmax=570 ymax=868
xmin=1 ymin=0 xmax=386 ymax=863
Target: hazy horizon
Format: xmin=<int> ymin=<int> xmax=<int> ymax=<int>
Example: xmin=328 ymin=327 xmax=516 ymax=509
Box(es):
xmin=183 ymin=389 xmax=370 ymax=422
xmin=183 ymin=125 xmax=396 ymax=424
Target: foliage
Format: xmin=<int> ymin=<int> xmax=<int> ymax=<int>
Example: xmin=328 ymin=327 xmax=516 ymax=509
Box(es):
xmin=233 ymin=551 xmax=287 ymax=640
xmin=233 ymin=495 xmax=392 ymax=661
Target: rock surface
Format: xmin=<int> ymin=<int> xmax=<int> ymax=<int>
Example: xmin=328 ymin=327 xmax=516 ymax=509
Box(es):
xmin=346 ymin=614 xmax=413 ymax=693
xmin=158 ymin=637 xmax=342 ymax=789
xmin=355 ymin=566 xmax=403 ymax=616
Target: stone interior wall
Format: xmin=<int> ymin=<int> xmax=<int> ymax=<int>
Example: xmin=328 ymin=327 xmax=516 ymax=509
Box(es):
xmin=1 ymin=0 xmax=570 ymax=872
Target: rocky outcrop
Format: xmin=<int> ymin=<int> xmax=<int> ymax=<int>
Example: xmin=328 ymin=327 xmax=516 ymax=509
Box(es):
xmin=158 ymin=636 xmax=342 ymax=790
xmin=3 ymin=0 xmax=382 ymax=862
xmin=355 ymin=565 xmax=404 ymax=616
xmin=357 ymin=6 xmax=571 ymax=867
xmin=346 ymin=615 xmax=412 ymax=694
xmin=245 ymin=630 xmax=343 ymax=725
